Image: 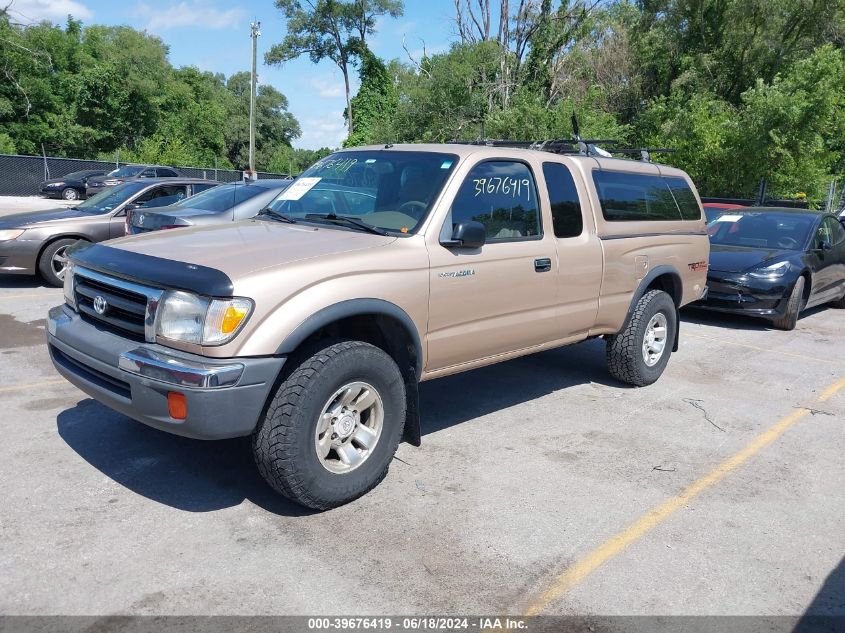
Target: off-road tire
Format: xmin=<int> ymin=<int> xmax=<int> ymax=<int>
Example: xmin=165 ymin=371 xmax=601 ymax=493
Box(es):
xmin=771 ymin=276 xmax=805 ymax=331
xmin=606 ymin=289 xmax=677 ymax=387
xmin=252 ymin=339 xmax=406 ymax=510
xmin=38 ymin=238 xmax=82 ymax=287
xmin=61 ymin=187 xmax=80 ymax=201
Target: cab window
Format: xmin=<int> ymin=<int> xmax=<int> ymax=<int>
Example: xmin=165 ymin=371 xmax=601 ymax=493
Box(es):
xmin=542 ymin=162 xmax=583 ymax=238
xmin=448 ymin=161 xmax=541 ymax=242
xmin=817 ymin=217 xmax=845 ymax=247
xmin=593 ymin=171 xmax=683 ymax=222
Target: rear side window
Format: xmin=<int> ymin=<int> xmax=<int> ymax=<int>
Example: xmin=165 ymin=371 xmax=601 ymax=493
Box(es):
xmin=664 ymin=176 xmax=702 ymax=220
xmin=449 ymin=160 xmax=541 ymax=241
xmin=542 ymin=162 xmax=583 ymax=238
xmin=593 ymin=171 xmax=682 ymax=222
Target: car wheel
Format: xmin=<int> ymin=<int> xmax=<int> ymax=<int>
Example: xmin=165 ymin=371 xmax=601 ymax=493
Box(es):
xmin=61 ymin=187 xmax=80 ymax=201
xmin=606 ymin=289 xmax=677 ymax=387
xmin=252 ymin=339 xmax=406 ymax=510
xmin=771 ymin=276 xmax=805 ymax=331
xmin=38 ymin=238 xmax=83 ymax=287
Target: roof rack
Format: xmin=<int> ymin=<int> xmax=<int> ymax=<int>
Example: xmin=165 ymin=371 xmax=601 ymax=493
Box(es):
xmin=448 ymin=138 xmax=675 ymax=162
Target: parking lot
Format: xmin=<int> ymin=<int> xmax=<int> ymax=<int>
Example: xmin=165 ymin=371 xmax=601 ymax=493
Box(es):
xmin=0 ymin=199 xmax=843 ymax=620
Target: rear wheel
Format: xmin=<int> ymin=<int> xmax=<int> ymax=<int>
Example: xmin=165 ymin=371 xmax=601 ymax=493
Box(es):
xmin=252 ymin=339 xmax=406 ymax=510
xmin=38 ymin=238 xmax=83 ymax=287
xmin=606 ymin=290 xmax=677 ymax=387
xmin=61 ymin=187 xmax=80 ymax=201
xmin=771 ymin=276 xmax=805 ymax=331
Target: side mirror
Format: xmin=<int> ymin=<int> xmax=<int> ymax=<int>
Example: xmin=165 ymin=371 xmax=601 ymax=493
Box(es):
xmin=442 ymin=221 xmax=486 ymax=249
xmin=817 ymin=240 xmax=832 ymax=252
xmin=124 ymin=202 xmax=142 ymax=211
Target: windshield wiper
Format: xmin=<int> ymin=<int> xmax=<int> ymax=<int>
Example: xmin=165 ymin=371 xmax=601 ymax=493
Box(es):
xmin=256 ymin=208 xmax=297 ymax=224
xmin=308 ymin=213 xmax=387 ymax=236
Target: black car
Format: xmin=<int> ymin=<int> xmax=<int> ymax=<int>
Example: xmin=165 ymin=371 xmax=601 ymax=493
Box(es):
xmin=86 ymin=165 xmax=183 ymax=197
xmin=39 ymin=170 xmax=106 ymax=201
xmin=694 ymin=207 xmax=845 ymax=329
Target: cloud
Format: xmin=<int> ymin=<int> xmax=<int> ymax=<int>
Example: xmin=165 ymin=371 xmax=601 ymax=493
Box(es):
xmin=6 ymin=0 xmax=92 ymax=23
xmin=295 ymin=112 xmax=347 ymax=150
xmin=309 ymin=77 xmax=344 ymax=99
xmin=134 ymin=1 xmax=245 ymax=31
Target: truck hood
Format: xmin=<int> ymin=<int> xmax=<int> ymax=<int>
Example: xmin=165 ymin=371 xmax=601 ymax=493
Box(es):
xmin=0 ymin=207 xmax=105 ymax=229
xmin=107 ymin=219 xmax=397 ymax=280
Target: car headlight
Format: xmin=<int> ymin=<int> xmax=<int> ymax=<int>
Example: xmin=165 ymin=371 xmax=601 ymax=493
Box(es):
xmin=156 ymin=290 xmax=253 ymax=345
xmin=103 ymin=179 xmax=120 ymax=185
xmin=51 ymin=182 xmax=64 ymax=187
xmin=0 ymin=229 xmax=25 ymax=241
xmin=747 ymin=261 xmax=790 ymax=279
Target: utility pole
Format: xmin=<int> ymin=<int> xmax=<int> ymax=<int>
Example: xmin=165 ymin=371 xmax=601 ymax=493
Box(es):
xmin=247 ymin=20 xmax=261 ymax=181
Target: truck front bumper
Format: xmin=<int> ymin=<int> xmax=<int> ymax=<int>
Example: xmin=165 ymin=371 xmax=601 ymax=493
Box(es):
xmin=47 ymin=304 xmax=285 ymax=439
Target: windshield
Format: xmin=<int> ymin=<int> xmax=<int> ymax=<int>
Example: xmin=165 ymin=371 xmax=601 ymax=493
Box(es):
xmin=170 ymin=183 xmax=263 ymax=212
xmin=263 ymin=151 xmax=458 ymax=234
xmin=707 ymin=212 xmax=815 ymax=249
xmin=62 ymin=171 xmax=96 ymax=180
xmin=107 ymin=166 xmax=144 ymax=178
xmin=75 ymin=182 xmax=148 ymax=214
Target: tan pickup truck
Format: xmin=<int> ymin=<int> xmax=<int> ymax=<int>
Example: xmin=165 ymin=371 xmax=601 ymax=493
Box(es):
xmin=47 ymin=143 xmax=709 ymax=509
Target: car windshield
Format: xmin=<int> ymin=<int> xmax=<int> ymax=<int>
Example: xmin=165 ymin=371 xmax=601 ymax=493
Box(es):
xmin=62 ymin=171 xmax=95 ymax=180
xmin=75 ymin=182 xmax=148 ymax=214
xmin=263 ymin=151 xmax=458 ymax=234
xmin=170 ymin=183 xmax=265 ymax=213
xmin=107 ymin=166 xmax=144 ymax=178
xmin=707 ymin=212 xmax=815 ymax=250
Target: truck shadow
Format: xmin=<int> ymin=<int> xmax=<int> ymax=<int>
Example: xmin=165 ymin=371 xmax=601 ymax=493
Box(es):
xmin=794 ymin=554 xmax=845 ymax=631
xmin=56 ymin=339 xmax=619 ymax=514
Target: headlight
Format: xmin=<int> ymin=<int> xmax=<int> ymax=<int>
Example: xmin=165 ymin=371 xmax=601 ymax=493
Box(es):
xmin=63 ymin=262 xmax=77 ymax=309
xmin=103 ymin=179 xmax=120 ymax=185
xmin=156 ymin=291 xmax=253 ymax=345
xmin=51 ymin=182 xmax=64 ymax=187
xmin=0 ymin=229 xmax=25 ymax=241
xmin=747 ymin=261 xmax=790 ymax=279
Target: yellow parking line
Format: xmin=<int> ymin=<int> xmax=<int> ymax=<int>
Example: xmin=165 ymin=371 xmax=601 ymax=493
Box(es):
xmin=523 ymin=376 xmax=845 ymax=616
xmin=685 ymin=332 xmax=843 ymax=365
xmin=0 ymin=378 xmax=68 ymax=393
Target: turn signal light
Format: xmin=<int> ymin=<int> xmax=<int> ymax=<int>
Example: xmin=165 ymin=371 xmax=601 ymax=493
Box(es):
xmin=167 ymin=392 xmax=187 ymax=420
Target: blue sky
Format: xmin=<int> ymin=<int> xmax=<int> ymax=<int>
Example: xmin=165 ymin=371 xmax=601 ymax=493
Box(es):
xmin=8 ymin=0 xmax=460 ymax=148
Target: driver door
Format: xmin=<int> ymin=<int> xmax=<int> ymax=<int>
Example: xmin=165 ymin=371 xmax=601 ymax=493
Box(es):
xmin=426 ymin=159 xmax=561 ymax=371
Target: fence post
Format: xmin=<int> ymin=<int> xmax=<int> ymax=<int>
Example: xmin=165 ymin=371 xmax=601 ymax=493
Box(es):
xmin=214 ymin=158 xmax=218 ymax=181
xmin=115 ymin=150 xmax=119 ymax=169
xmin=41 ymin=144 xmax=49 ymax=180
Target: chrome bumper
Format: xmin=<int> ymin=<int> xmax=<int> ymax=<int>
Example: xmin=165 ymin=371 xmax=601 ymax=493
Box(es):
xmin=117 ymin=347 xmax=244 ymax=389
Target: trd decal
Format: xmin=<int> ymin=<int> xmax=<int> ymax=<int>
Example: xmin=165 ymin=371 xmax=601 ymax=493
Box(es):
xmin=688 ymin=261 xmax=708 ymax=271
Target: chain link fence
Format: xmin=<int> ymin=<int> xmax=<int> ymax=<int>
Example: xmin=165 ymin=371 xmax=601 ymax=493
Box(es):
xmin=0 ymin=154 xmax=290 ymax=196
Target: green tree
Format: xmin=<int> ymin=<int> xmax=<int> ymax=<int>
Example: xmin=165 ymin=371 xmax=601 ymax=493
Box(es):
xmin=343 ymin=47 xmax=397 ymax=146
xmin=266 ymin=0 xmax=403 ymax=135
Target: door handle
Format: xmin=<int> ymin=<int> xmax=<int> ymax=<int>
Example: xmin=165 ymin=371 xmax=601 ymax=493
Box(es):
xmin=534 ymin=257 xmax=552 ymax=273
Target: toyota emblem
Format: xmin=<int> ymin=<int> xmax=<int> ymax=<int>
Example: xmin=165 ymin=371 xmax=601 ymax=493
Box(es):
xmin=93 ymin=295 xmax=108 ymax=315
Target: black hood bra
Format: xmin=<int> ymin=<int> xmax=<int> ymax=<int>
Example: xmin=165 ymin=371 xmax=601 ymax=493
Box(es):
xmin=69 ymin=242 xmax=235 ymax=297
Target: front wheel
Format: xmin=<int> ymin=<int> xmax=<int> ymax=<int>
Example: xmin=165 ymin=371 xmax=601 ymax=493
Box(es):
xmin=61 ymin=187 xmax=80 ymax=201
xmin=38 ymin=238 xmax=83 ymax=287
xmin=606 ymin=289 xmax=677 ymax=387
xmin=771 ymin=276 xmax=805 ymax=331
xmin=252 ymin=339 xmax=406 ymax=510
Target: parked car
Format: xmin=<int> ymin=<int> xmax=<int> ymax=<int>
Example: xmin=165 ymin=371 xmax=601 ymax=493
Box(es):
xmin=694 ymin=207 xmax=845 ymax=329
xmin=0 ymin=178 xmax=217 ymax=286
xmin=127 ymin=178 xmax=292 ymax=234
xmin=39 ymin=170 xmax=106 ymax=201
xmin=86 ymin=165 xmax=183 ymax=197
xmin=703 ymin=202 xmax=747 ymax=223
xmin=48 ymin=143 xmax=709 ymax=509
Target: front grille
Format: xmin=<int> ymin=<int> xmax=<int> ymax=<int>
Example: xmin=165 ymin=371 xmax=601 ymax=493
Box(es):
xmin=74 ymin=271 xmax=151 ymax=341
